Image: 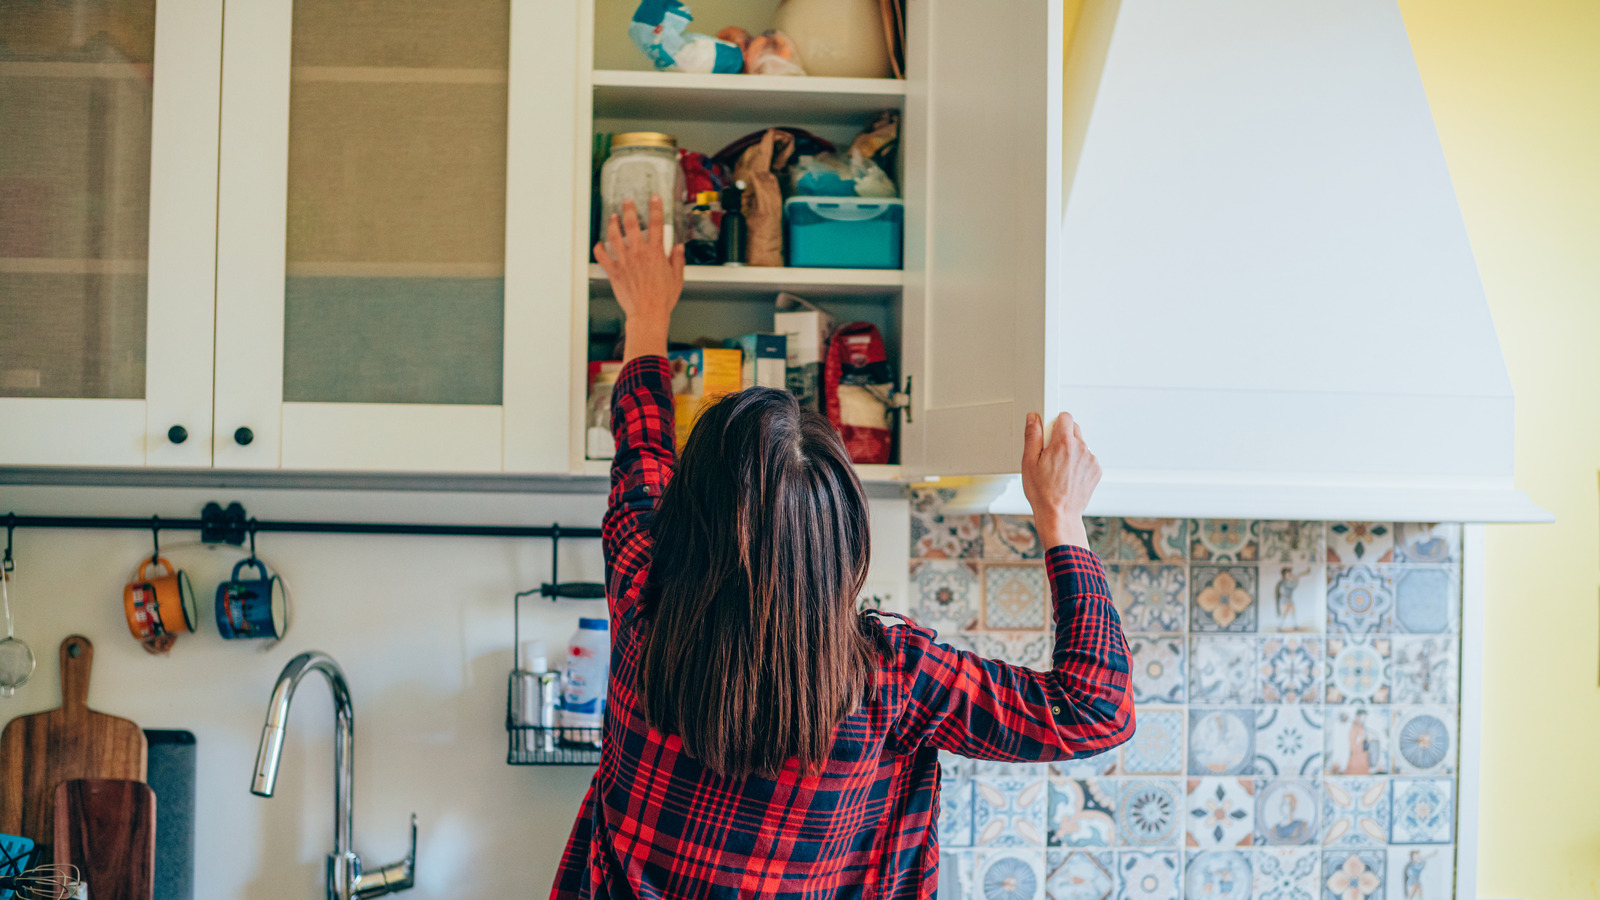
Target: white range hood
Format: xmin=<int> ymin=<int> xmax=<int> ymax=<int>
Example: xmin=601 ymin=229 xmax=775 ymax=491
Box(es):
xmin=978 ymin=0 xmax=1547 ymax=523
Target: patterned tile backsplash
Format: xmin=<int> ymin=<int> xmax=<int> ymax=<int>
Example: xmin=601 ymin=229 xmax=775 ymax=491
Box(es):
xmin=910 ymin=493 xmax=1461 ymax=900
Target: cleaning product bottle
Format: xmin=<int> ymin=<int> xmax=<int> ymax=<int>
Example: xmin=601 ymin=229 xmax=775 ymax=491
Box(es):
xmin=719 ymin=180 xmax=747 ymax=267
xmin=560 ymin=617 xmax=609 ymax=747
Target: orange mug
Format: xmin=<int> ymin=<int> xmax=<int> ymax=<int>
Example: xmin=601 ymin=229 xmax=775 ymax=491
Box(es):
xmin=123 ymin=556 xmax=197 ymax=643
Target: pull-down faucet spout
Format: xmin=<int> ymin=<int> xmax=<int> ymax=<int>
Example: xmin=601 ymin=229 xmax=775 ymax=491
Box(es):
xmin=252 ymin=651 xmax=416 ymax=900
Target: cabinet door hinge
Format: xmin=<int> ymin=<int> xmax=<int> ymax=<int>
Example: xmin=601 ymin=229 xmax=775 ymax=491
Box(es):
xmin=888 ymin=375 xmax=913 ymax=424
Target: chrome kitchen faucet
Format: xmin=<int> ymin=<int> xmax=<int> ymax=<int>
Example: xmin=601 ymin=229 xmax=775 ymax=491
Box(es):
xmin=252 ymin=651 xmax=417 ymax=900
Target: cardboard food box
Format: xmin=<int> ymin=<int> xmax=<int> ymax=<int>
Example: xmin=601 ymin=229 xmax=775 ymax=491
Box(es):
xmin=773 ymin=293 xmax=835 ymax=411
xmin=667 ymin=347 xmax=741 ymax=448
xmin=724 ymin=333 xmax=788 ymax=390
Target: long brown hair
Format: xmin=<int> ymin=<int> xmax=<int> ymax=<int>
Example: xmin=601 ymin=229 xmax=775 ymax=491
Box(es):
xmin=638 ymin=387 xmax=877 ymax=779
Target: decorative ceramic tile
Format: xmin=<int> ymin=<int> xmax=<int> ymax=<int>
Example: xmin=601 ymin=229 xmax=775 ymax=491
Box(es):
xmin=1391 ymin=524 xmax=1460 ymax=565
xmin=1326 ymin=567 xmax=1395 ymax=634
xmin=1259 ymin=636 xmax=1323 ymax=703
xmin=1114 ymin=519 xmax=1188 ymax=562
xmin=1252 ymin=707 xmax=1323 ymax=777
xmin=986 ymin=565 xmax=1050 ymax=630
xmin=944 ymin=848 xmax=979 ymax=900
xmin=1086 ymin=518 xmax=1119 ymax=565
xmin=1185 ymin=850 xmax=1253 ymax=899
xmin=943 ymin=765 xmax=976 ymax=847
xmin=981 ymin=850 xmax=1048 ymax=900
xmin=1389 ymin=779 xmax=1452 ymax=844
xmin=1253 ymin=847 xmax=1319 ymax=900
xmin=1255 ymin=779 xmax=1319 ymax=846
xmin=1390 ymin=636 xmax=1457 ymax=705
xmin=1190 ymin=566 xmax=1258 ymax=633
xmin=1325 ymin=637 xmax=1391 ymax=704
xmin=1189 ymin=636 xmax=1256 ymax=704
xmin=1116 ymin=780 xmax=1181 ymax=847
xmin=1392 ymin=707 xmax=1455 ymax=775
xmin=1322 ymin=850 xmax=1384 ymax=900
xmin=1325 ymin=708 xmax=1392 ymax=776
xmin=1384 ymin=847 xmax=1453 ymax=900
xmin=968 ymin=632 xmax=1057 ymax=671
xmin=1189 ymin=519 xmax=1260 ymax=562
xmin=980 ymin=761 xmax=1053 ymax=778
xmin=975 ymin=773 xmax=1049 ymax=848
xmin=985 ymin=515 xmax=1045 ymax=560
xmin=1116 ymin=851 xmax=1179 ymax=900
xmin=1108 ymin=565 xmax=1188 ymax=633
xmin=1050 ymin=756 xmax=1118 ymax=780
xmin=1259 ymin=563 xmax=1327 ymax=633
xmin=1322 ymin=779 xmax=1391 ymax=846
xmin=1130 ymin=637 xmax=1186 ymax=704
xmin=912 ymin=498 xmax=983 ymax=559
xmin=1325 ymin=523 xmax=1394 ymax=565
xmin=1047 ymin=777 xmax=1117 ymax=848
xmin=1044 ymin=850 xmax=1112 ymax=900
xmin=910 ymin=486 xmax=957 ymax=513
xmin=1389 ymin=567 xmax=1456 ymax=634
xmin=1262 ymin=521 xmax=1326 ymax=566
xmin=913 ymin=560 xmax=982 ymax=633
xmin=1121 ymin=710 xmax=1184 ymax=776
xmin=1188 ymin=709 xmax=1256 ymax=776
xmin=1185 ymin=778 xmax=1255 ymax=848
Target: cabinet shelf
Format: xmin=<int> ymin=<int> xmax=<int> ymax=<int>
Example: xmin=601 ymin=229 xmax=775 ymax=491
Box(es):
xmin=588 ymin=263 xmax=901 ymax=299
xmin=0 ymin=258 xmax=148 ymax=275
xmin=0 ymin=61 xmax=150 ymax=80
xmin=291 ymin=66 xmax=506 ymax=84
xmin=581 ymin=459 xmax=903 ymax=482
xmin=591 ymin=70 xmax=905 ymax=123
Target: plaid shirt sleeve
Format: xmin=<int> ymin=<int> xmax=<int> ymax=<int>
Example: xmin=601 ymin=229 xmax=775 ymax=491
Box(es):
xmin=891 ymin=545 xmax=1134 ymax=760
xmin=602 ymin=356 xmax=676 ymax=625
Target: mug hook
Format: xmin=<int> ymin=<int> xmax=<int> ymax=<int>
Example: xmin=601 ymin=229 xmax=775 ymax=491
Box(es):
xmin=149 ymin=515 xmax=161 ymax=566
xmin=3 ymin=513 xmax=14 ymax=574
xmin=247 ymin=520 xmax=259 ymax=563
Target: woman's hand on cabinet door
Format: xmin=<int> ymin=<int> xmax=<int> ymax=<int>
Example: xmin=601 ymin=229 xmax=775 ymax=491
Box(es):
xmin=595 ymin=195 xmax=685 ymax=363
xmin=1020 ymin=411 xmax=1101 ymax=551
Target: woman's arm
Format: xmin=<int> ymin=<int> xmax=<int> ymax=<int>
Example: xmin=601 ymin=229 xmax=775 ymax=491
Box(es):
xmin=892 ymin=412 xmax=1135 ymax=758
xmin=596 ymin=197 xmax=685 ymax=622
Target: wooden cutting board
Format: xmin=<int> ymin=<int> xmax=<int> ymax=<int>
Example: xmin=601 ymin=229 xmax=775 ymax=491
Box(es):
xmin=55 ymin=779 xmax=157 ymax=900
xmin=0 ymin=635 xmax=147 ymax=842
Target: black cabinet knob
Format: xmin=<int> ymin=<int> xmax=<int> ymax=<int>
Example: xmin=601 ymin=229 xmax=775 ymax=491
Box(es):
xmin=234 ymin=427 xmax=254 ymax=446
xmin=167 ymin=425 xmax=188 ymax=444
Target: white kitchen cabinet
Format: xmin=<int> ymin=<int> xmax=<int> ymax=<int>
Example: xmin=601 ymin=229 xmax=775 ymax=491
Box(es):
xmin=211 ymin=0 xmax=577 ymax=473
xmin=576 ymin=0 xmax=1066 ymax=481
xmin=0 ymin=0 xmax=222 ymax=468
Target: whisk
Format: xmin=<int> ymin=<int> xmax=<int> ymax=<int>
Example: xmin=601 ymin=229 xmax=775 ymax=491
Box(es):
xmin=0 ymin=862 xmax=86 ymax=899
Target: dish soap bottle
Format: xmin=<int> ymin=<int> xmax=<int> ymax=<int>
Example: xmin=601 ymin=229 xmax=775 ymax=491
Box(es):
xmin=719 ymin=181 xmax=747 ymax=267
xmin=560 ymin=617 xmax=609 ymax=747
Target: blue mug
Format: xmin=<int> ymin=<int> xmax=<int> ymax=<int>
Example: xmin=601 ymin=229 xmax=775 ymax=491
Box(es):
xmin=214 ymin=559 xmax=286 ymax=640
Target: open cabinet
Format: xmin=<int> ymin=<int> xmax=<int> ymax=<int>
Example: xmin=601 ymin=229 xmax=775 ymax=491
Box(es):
xmin=575 ymin=0 xmax=1067 ymax=482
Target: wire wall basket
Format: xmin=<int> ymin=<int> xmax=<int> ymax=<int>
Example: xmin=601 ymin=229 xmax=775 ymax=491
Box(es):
xmin=507 ymin=722 xmax=603 ymax=766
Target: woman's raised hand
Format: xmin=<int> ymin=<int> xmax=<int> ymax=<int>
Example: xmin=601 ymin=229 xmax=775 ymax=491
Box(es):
xmin=1020 ymin=412 xmax=1102 ymax=551
xmin=594 ymin=195 xmax=685 ymax=362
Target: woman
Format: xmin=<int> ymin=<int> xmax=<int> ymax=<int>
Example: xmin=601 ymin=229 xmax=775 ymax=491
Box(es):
xmin=553 ymin=197 xmax=1134 ymax=899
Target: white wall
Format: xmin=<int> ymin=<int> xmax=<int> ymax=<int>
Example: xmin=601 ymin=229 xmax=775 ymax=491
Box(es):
xmin=0 ymin=484 xmax=909 ymax=898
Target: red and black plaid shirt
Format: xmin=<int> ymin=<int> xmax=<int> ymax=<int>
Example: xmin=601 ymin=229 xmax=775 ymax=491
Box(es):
xmin=552 ymin=357 xmax=1134 ymax=899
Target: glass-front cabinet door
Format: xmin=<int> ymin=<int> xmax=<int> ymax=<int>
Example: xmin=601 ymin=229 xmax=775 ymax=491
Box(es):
xmin=215 ymin=0 xmax=578 ymax=472
xmin=0 ymin=0 xmax=221 ymax=467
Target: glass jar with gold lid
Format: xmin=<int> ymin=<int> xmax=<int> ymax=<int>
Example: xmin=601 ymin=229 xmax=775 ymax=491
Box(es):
xmin=599 ymin=132 xmax=679 ymax=250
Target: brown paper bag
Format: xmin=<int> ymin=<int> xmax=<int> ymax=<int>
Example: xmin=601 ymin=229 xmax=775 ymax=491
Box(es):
xmin=732 ymin=129 xmax=795 ymax=267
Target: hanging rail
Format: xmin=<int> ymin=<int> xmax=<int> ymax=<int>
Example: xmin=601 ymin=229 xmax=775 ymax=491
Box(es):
xmin=1 ymin=503 xmax=601 ymax=545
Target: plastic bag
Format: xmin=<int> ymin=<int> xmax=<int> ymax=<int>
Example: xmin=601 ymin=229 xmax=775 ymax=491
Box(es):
xmin=718 ymin=27 xmax=807 ymax=76
xmin=629 ymin=0 xmax=743 ymax=74
xmin=824 ymin=322 xmax=894 ymax=464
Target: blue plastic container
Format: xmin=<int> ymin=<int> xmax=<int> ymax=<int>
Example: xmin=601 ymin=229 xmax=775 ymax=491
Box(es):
xmin=784 ymin=197 xmax=903 ymax=269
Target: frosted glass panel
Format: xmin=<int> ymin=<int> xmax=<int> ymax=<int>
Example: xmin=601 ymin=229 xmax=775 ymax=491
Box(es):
xmin=281 ymin=0 xmax=509 ymax=406
xmin=0 ymin=2 xmax=156 ymax=399
xmin=284 ymin=277 xmax=504 ymax=404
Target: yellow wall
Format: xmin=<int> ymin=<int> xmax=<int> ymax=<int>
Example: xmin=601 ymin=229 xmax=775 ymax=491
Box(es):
xmin=1398 ymin=2 xmax=1600 ymax=898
